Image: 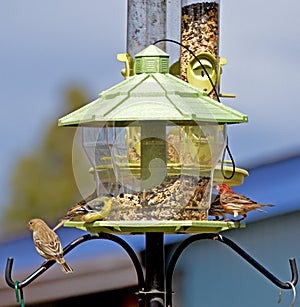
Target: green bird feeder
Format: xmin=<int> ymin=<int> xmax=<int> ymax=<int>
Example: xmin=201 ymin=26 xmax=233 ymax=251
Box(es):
xmin=58 ymin=45 xmax=248 ymax=234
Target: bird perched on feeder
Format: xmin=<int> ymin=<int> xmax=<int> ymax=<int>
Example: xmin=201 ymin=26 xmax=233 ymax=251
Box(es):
xmin=215 ymin=183 xmax=274 ymax=221
xmin=28 ymin=218 xmax=73 ymax=273
xmin=53 ymin=194 xmax=114 ymax=231
xmin=208 ymin=194 xmax=226 ymax=220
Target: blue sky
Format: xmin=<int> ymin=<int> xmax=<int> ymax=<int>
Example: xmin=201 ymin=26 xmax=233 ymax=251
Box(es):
xmin=0 ymin=0 xmax=299 ymax=216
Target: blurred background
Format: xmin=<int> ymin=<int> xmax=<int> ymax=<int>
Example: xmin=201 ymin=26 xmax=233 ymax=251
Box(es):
xmin=0 ymin=1 xmax=299 ymax=305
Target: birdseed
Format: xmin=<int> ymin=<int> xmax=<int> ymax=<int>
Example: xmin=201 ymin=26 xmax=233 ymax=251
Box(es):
xmin=107 ymin=175 xmax=211 ymax=221
xmin=180 ymin=2 xmax=219 ymax=82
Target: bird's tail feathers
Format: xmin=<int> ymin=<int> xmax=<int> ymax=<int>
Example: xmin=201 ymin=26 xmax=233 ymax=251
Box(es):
xmin=60 ymin=260 xmax=73 ymax=273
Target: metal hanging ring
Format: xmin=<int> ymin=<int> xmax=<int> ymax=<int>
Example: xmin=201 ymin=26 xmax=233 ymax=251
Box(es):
xmin=14 ymin=280 xmax=20 ymax=303
xmin=14 ymin=280 xmax=25 ymax=307
xmin=286 ymin=281 xmax=297 ymax=307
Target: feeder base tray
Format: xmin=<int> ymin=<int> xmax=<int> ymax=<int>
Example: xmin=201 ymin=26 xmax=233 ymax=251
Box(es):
xmin=63 ymin=220 xmax=245 ymax=234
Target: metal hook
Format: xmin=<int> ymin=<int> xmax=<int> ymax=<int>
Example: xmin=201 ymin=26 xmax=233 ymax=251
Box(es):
xmin=217 ymin=234 xmax=298 ymax=289
xmin=166 ymin=233 xmax=298 ymax=307
xmin=5 ymin=233 xmax=145 ymax=294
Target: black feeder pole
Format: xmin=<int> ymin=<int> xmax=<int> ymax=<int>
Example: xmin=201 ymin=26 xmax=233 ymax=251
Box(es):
xmin=144 ymin=233 xmax=165 ymax=307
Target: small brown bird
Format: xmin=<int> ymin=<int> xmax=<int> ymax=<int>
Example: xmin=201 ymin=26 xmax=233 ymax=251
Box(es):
xmin=53 ymin=194 xmax=114 ymax=231
xmin=216 ymin=183 xmax=274 ymax=221
xmin=28 ymin=218 xmax=73 ymax=273
xmin=208 ymin=194 xmax=227 ymax=220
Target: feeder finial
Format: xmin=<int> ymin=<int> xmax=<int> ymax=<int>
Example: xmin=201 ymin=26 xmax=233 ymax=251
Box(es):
xmin=135 ymin=45 xmax=169 ymax=74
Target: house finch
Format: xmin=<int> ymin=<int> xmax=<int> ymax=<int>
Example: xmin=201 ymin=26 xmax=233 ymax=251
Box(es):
xmin=53 ymin=194 xmax=114 ymax=231
xmin=28 ymin=218 xmax=73 ymax=273
xmin=215 ymin=183 xmax=274 ymax=221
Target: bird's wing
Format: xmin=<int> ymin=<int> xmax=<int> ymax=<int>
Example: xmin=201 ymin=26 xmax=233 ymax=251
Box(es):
xmin=222 ymin=193 xmax=257 ymax=205
xmin=64 ymin=202 xmax=87 ymax=219
xmin=85 ymin=197 xmax=107 ymax=212
xmin=64 ymin=199 xmax=104 ymax=219
xmin=61 ymin=196 xmax=113 ymax=222
xmin=34 ymin=231 xmax=63 ymax=258
xmin=62 ymin=190 xmax=98 ymax=219
xmin=83 ymin=196 xmax=114 ymax=222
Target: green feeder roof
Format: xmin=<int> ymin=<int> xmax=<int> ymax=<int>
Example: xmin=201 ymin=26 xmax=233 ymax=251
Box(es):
xmin=58 ymin=45 xmax=248 ymax=127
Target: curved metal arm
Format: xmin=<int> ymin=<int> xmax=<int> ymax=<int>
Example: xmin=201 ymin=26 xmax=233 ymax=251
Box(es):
xmin=166 ymin=233 xmax=216 ymax=306
xmin=166 ymin=233 xmax=298 ymax=307
xmin=216 ymin=234 xmax=298 ymax=289
xmin=5 ymin=233 xmax=145 ymax=292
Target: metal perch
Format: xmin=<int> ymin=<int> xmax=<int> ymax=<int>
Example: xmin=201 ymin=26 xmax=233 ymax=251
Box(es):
xmin=5 ymin=233 xmax=145 ymax=306
xmin=5 ymin=233 xmax=298 ymax=307
xmin=166 ymin=233 xmax=298 ymax=306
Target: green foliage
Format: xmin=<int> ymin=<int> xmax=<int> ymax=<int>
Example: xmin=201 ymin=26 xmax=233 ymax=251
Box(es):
xmin=2 ymin=87 xmax=92 ymax=236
